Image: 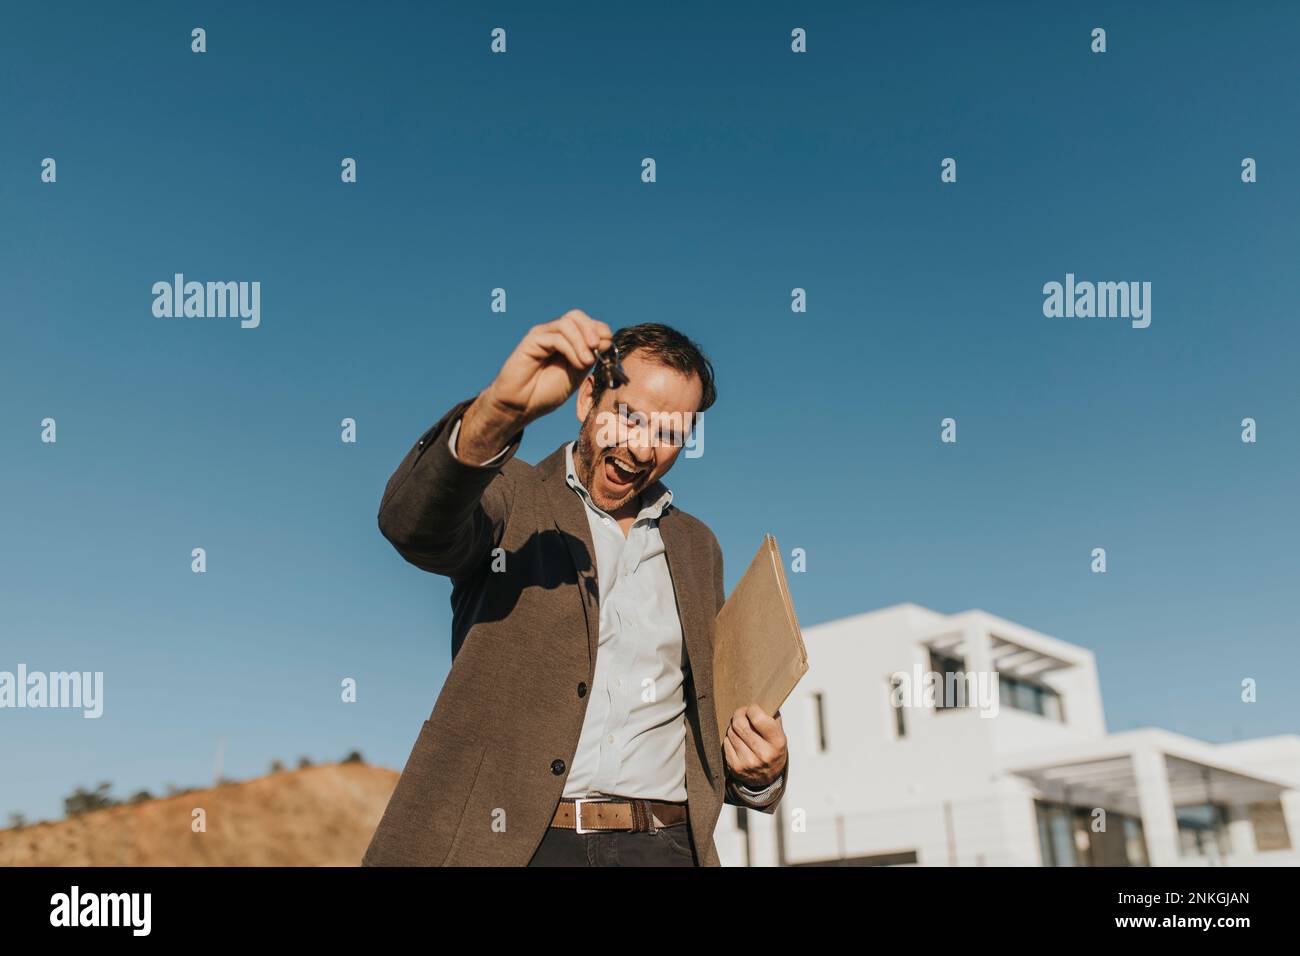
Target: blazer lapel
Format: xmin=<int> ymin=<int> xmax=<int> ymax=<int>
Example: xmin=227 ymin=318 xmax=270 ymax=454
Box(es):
xmin=658 ymin=507 xmax=721 ymax=782
xmin=537 ymin=443 xmax=601 ymax=669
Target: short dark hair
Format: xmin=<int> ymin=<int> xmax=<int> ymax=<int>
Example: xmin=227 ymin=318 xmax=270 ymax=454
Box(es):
xmin=590 ymin=323 xmax=717 ymax=413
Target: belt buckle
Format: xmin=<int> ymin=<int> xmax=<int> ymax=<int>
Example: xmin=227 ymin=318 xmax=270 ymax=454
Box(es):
xmin=573 ymin=798 xmax=596 ymax=834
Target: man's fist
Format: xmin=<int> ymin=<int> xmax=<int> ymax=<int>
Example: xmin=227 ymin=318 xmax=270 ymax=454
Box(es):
xmin=459 ymin=310 xmax=613 ymax=463
xmin=723 ymin=705 xmax=787 ymax=790
xmin=485 ymin=309 xmax=612 ymax=425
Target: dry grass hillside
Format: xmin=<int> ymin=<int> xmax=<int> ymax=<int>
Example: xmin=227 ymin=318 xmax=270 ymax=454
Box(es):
xmin=0 ymin=762 xmax=399 ymax=866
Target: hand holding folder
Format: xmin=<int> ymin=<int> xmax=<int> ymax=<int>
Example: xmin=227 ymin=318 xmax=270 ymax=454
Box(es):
xmin=713 ymin=534 xmax=809 ymax=743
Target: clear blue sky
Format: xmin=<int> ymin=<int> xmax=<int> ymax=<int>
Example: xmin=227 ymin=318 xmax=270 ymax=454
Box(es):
xmin=2 ymin=1 xmax=1297 ymax=822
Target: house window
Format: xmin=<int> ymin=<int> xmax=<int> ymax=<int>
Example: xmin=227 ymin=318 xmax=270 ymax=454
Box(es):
xmin=1177 ymin=803 xmax=1232 ymax=860
xmin=998 ymin=673 xmax=1064 ymax=722
xmin=888 ymin=675 xmax=906 ymax=738
xmin=928 ymin=649 xmax=968 ymax=710
xmin=812 ymin=692 xmax=828 ymax=752
xmin=1034 ymin=800 xmax=1148 ymax=866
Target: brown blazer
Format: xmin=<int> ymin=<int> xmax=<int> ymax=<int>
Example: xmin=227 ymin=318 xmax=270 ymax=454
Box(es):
xmin=361 ymin=397 xmax=788 ymax=866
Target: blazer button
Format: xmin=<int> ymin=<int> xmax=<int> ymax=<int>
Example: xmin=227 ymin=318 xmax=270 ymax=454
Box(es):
xmin=577 ymin=682 xmax=587 ymax=697
xmin=551 ymin=759 xmax=566 ymax=775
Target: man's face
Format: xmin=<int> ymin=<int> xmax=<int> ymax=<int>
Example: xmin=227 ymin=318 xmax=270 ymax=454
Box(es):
xmin=573 ymin=351 xmax=704 ymax=514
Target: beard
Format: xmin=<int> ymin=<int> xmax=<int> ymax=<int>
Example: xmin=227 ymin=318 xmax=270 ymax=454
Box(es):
xmin=574 ymin=406 xmax=647 ymax=513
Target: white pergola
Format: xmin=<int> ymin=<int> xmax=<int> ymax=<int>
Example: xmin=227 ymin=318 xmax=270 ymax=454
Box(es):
xmin=926 ymin=631 xmax=1075 ymax=680
xmin=1005 ymin=729 xmax=1296 ymax=865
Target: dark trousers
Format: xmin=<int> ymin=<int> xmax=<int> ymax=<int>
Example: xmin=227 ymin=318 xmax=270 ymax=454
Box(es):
xmin=527 ymin=821 xmax=698 ymax=867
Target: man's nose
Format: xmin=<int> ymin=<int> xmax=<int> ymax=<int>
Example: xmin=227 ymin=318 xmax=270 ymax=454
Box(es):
xmin=627 ymin=434 xmax=655 ymax=465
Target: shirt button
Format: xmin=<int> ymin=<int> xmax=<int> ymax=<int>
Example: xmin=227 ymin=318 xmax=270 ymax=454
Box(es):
xmin=551 ymin=759 xmax=566 ymax=775
xmin=602 ymin=517 xmax=610 ymax=525
xmin=577 ymin=682 xmax=587 ymax=698
xmin=607 ymin=735 xmax=615 ymax=744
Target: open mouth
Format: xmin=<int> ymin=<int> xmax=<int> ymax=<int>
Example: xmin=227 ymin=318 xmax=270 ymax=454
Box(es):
xmin=603 ymin=454 xmax=646 ymax=489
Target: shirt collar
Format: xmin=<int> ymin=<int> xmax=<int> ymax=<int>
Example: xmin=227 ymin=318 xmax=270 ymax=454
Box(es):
xmin=564 ymin=441 xmax=672 ymax=522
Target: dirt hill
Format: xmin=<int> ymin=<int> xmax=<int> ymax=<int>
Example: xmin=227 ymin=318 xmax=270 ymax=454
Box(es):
xmin=0 ymin=762 xmax=399 ymax=866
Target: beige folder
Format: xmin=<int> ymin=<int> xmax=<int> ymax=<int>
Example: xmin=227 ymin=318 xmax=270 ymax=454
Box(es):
xmin=713 ymin=534 xmax=809 ymax=741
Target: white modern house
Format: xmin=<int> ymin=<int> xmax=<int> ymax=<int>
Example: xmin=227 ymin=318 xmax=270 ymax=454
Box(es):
xmin=715 ymin=603 xmax=1299 ymax=867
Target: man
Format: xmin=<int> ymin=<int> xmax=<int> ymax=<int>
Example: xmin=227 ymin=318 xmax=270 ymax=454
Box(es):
xmin=363 ymin=310 xmax=789 ymax=867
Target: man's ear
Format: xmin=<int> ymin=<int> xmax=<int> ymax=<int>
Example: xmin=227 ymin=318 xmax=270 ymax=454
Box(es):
xmin=575 ymin=375 xmax=594 ymax=422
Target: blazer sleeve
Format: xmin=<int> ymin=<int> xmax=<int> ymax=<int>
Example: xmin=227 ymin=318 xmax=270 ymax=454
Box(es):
xmin=377 ymin=396 xmax=524 ymax=580
xmin=712 ymin=531 xmax=791 ymax=814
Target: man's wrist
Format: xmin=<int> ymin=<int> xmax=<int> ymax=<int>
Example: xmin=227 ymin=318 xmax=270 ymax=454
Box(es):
xmin=458 ymin=389 xmax=525 ymax=465
xmin=733 ymin=760 xmax=786 ymax=791
xmin=449 ymin=419 xmax=510 ymax=467
xmin=731 ymin=766 xmax=783 ymax=794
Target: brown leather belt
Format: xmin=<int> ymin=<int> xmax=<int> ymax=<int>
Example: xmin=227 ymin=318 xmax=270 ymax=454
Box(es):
xmin=552 ymin=797 xmax=688 ymax=834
